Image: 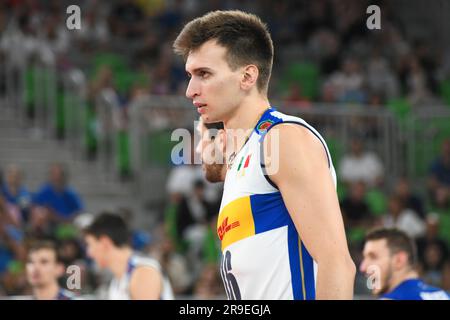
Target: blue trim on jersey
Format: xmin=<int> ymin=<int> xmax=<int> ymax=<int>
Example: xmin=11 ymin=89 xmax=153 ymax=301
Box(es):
xmin=257 ymin=109 xmax=332 ymax=192
xmin=56 ymin=289 xmax=75 ymax=300
xmin=381 ymin=279 xmax=450 ymax=300
xmin=127 ymin=256 xmax=135 ymax=276
xmin=287 ymin=224 xmax=304 ymax=300
xmin=267 ymin=121 xmax=331 ymax=168
xmin=250 ymin=192 xmax=316 ymax=300
xmin=250 ymin=192 xmax=292 ymax=234
xmin=300 ymin=242 xmax=316 ymax=299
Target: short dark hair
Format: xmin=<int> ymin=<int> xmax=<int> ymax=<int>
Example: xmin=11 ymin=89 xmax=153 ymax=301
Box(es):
xmin=84 ymin=212 xmax=130 ymax=247
xmin=364 ymin=228 xmax=418 ymax=267
xmin=173 ymin=10 xmax=274 ymax=93
xmin=28 ymin=240 xmax=62 ymax=263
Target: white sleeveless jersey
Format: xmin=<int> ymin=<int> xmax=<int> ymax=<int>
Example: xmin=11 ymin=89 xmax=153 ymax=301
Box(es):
xmin=218 ymin=108 xmax=337 ymax=300
xmin=108 ymin=253 xmax=174 ymax=300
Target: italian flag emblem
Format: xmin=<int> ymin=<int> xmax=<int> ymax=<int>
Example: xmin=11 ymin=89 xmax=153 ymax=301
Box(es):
xmin=237 ymin=154 xmax=252 ymax=172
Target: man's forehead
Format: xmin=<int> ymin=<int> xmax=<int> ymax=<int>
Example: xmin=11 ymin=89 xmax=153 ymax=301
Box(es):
xmin=364 ymin=239 xmax=388 ymax=253
xmin=30 ymin=248 xmax=56 ymax=259
xmin=185 ymin=39 xmax=228 ymax=72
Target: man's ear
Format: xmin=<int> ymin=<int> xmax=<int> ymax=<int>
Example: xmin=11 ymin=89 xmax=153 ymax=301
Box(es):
xmin=393 ymin=251 xmax=409 ymax=270
xmin=240 ymin=65 xmax=259 ymax=91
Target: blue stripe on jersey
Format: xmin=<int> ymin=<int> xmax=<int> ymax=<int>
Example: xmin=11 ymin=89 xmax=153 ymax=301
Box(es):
xmin=250 ymin=191 xmax=316 ymax=300
xmin=300 ymin=241 xmax=316 ymax=299
xmin=250 ymin=192 xmax=292 ymax=234
xmin=287 ymin=224 xmax=304 ymax=300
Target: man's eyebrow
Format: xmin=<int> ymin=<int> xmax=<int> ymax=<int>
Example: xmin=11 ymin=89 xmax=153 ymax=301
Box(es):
xmin=186 ymin=67 xmax=213 ymax=74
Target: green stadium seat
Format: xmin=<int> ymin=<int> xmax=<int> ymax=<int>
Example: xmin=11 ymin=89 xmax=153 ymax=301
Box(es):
xmin=365 ymin=188 xmax=387 ymax=217
xmin=440 ymin=79 xmax=450 ymax=107
xmin=147 ymin=130 xmax=179 ymax=167
xmin=347 ymin=227 xmax=366 ymax=245
xmin=117 ymin=130 xmax=131 ymax=176
xmin=202 ymin=225 xmax=221 ymax=264
xmin=387 ymin=98 xmax=411 ymax=122
xmin=279 ymin=62 xmax=320 ymax=100
xmin=438 ymin=212 xmax=450 ymax=248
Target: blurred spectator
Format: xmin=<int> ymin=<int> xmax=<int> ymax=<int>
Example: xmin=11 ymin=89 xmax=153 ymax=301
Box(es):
xmin=442 ymin=260 xmax=450 ymax=291
xmin=57 ymin=238 xmax=97 ymax=296
xmin=76 ymin=4 xmax=110 ymax=46
xmin=300 ymin=1 xmax=334 ymax=43
xmin=175 ymin=180 xmax=217 ymax=267
xmin=31 ymin=163 xmax=84 ymax=223
xmin=405 ymin=55 xmax=434 ymax=106
xmin=416 ymin=215 xmax=449 ymax=288
xmin=1 ymin=164 xmax=31 ymax=224
xmin=306 ymin=28 xmax=341 ymax=76
xmin=382 ymin=195 xmax=425 ymax=239
xmin=134 ymin=32 xmax=159 ymax=65
xmin=339 ymin=137 xmax=384 ymax=187
xmin=193 ymin=263 xmax=224 ymax=300
xmin=428 ymin=139 xmax=450 ymax=204
xmin=150 ymin=230 xmax=193 ymax=296
xmin=340 ymin=181 xmax=373 ymax=228
xmin=322 ymin=57 xmax=366 ymax=103
xmin=366 ymin=50 xmax=400 ymax=100
xmin=422 ymin=242 xmax=448 ymax=288
xmin=25 ymin=240 xmax=76 ymax=299
xmin=42 ymin=11 xmax=70 ymax=56
xmin=108 ymin=0 xmax=146 ymax=38
xmin=394 ymin=176 xmax=425 ymax=219
xmin=0 ymin=261 xmax=29 ymax=296
xmin=166 ymin=131 xmax=222 ymax=205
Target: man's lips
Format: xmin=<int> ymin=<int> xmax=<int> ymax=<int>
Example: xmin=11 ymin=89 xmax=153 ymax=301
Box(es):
xmin=194 ymin=102 xmax=207 ymax=114
xmin=197 ymin=106 xmax=207 ymax=114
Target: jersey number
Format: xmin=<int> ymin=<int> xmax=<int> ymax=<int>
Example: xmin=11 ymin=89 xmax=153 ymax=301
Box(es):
xmin=220 ymin=251 xmax=241 ymax=300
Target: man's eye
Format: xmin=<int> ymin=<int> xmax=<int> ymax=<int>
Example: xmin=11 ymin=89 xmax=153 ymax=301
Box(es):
xmin=199 ymin=71 xmax=209 ymax=78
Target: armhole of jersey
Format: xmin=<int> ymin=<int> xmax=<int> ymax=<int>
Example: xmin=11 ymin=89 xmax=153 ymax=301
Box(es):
xmin=259 ymin=121 xmax=331 ymax=190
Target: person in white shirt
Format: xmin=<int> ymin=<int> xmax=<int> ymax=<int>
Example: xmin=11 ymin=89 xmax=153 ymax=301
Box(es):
xmin=381 ymin=195 xmax=426 ymax=239
xmin=339 ymin=138 xmax=384 ymax=188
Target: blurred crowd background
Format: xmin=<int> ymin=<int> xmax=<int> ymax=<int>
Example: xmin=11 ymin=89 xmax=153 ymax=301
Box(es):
xmin=1 ymin=0 xmax=450 ymax=299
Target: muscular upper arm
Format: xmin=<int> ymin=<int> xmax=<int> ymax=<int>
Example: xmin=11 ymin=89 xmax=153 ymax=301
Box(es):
xmin=129 ymin=266 xmax=162 ymax=300
xmin=264 ymin=124 xmax=349 ymax=262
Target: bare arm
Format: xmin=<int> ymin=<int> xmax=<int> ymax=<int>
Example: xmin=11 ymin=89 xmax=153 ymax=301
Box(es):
xmin=129 ymin=266 xmax=163 ymax=300
xmin=265 ymin=124 xmax=356 ymax=299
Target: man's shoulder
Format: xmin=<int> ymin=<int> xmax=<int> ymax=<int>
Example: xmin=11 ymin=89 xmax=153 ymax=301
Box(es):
xmin=382 ymin=279 xmax=450 ymax=300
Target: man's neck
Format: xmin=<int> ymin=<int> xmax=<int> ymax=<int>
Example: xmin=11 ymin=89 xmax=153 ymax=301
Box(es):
xmin=223 ymin=95 xmax=271 ymax=131
xmin=108 ymin=247 xmax=133 ymax=279
xmin=388 ymin=269 xmax=419 ymax=292
xmin=33 ymin=282 xmax=60 ymax=300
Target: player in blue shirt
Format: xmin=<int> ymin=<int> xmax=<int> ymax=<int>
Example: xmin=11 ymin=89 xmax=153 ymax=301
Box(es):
xmin=360 ymin=228 xmax=449 ymax=300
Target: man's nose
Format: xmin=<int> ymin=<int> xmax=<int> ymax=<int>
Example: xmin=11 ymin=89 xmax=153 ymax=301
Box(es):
xmin=359 ymin=259 xmax=367 ymax=274
xmin=186 ymin=78 xmax=199 ymax=100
